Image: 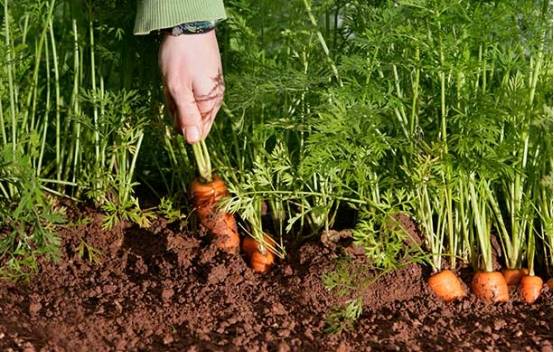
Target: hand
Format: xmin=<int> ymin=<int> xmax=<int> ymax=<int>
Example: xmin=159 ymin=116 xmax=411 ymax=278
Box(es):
xmin=159 ymin=30 xmax=224 ymax=144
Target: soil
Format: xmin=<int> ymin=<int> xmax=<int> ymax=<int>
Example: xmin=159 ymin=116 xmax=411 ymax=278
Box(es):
xmin=0 ymin=205 xmax=552 ymax=351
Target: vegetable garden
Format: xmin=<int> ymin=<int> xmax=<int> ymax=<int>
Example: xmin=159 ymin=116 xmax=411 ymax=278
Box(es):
xmin=0 ymin=0 xmax=552 ymax=350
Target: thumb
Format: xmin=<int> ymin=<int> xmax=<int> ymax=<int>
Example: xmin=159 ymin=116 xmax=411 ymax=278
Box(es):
xmin=174 ymin=92 xmax=203 ymax=144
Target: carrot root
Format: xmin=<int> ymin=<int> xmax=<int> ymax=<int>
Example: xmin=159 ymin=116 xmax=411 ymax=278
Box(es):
xmin=502 ymin=268 xmax=528 ymax=286
xmin=191 ymin=176 xmax=240 ymax=253
xmin=250 ymin=250 xmax=274 ymax=273
xmin=428 ymin=269 xmax=466 ymax=302
xmin=520 ymin=275 xmax=543 ymax=304
xmin=471 ymin=271 xmax=509 ymax=303
xmin=242 ymin=234 xmax=275 ymax=273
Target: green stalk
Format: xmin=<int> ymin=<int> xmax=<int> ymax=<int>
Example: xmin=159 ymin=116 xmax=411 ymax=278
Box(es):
xmin=302 ymin=0 xmax=342 ymax=86
xmin=438 ymin=41 xmax=456 ymax=269
xmin=48 ymin=18 xmax=61 ymax=182
xmin=124 ymin=132 xmax=144 ymax=204
xmin=89 ymin=19 xmax=100 ymax=193
xmin=410 ymin=46 xmax=420 ymax=138
xmin=526 ymin=216 xmax=536 ymax=276
xmin=4 ymin=0 xmax=16 ymax=155
xmin=192 ymin=140 xmax=212 ymax=183
xmin=469 ymin=174 xmax=493 ymax=272
xmin=24 ymin=1 xmax=55 ymax=136
xmin=70 ymin=19 xmax=81 ymax=185
xmin=37 ymin=32 xmax=52 ymax=177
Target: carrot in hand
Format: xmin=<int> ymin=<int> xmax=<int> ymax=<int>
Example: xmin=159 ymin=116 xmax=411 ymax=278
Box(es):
xmin=471 ymin=271 xmax=509 ymax=303
xmin=190 ymin=142 xmax=240 ymax=253
xmin=428 ymin=269 xmax=466 ymax=302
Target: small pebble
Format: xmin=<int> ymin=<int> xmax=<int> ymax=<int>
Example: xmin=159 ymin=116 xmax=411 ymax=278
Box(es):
xmin=161 ymin=288 xmax=174 ymax=301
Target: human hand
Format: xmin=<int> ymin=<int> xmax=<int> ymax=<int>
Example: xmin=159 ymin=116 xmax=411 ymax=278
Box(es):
xmin=159 ymin=30 xmax=224 ymax=144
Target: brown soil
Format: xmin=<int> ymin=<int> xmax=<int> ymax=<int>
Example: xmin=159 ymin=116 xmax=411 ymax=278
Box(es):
xmin=0 ymin=205 xmax=552 ymax=351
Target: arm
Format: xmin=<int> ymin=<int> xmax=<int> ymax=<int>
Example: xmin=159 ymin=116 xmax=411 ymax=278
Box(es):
xmin=135 ymin=0 xmax=226 ymax=144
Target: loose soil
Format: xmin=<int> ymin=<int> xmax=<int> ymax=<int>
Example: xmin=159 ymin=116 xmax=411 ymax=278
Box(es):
xmin=0 ymin=205 xmax=552 ymax=351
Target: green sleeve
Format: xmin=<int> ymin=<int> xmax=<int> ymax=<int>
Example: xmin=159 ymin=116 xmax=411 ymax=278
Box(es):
xmin=134 ymin=0 xmax=226 ymax=35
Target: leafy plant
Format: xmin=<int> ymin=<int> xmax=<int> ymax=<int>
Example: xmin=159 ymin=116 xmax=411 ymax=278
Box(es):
xmin=324 ymin=298 xmax=363 ymax=334
xmin=0 ymin=147 xmax=64 ymax=281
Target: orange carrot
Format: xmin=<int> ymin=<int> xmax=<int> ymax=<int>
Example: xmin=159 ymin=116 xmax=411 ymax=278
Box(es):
xmin=191 ymin=176 xmax=240 ymax=253
xmin=250 ymin=250 xmax=275 ymax=273
xmin=242 ymin=236 xmax=259 ymax=257
xmin=519 ymin=275 xmax=543 ymax=304
xmin=471 ymin=271 xmax=509 ymax=303
xmin=428 ymin=269 xmax=466 ymax=302
xmin=242 ymin=234 xmax=275 ymax=273
xmin=502 ymin=268 xmax=528 ymax=286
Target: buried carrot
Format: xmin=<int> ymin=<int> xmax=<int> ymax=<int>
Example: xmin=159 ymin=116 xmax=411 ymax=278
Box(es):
xmin=502 ymin=268 xmax=528 ymax=286
xmin=519 ymin=275 xmax=543 ymax=304
xmin=427 ymin=269 xmax=466 ymax=302
xmin=471 ymin=271 xmax=510 ymax=303
xmin=242 ymin=234 xmax=275 ymax=273
xmin=237 ymin=196 xmax=286 ymax=273
xmin=519 ymin=230 xmax=542 ymax=304
xmin=190 ymin=142 xmax=240 ymax=253
xmin=469 ymin=176 xmax=509 ymax=303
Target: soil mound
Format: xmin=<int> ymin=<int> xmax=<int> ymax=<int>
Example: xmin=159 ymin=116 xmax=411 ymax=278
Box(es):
xmin=0 ymin=206 xmax=551 ymax=351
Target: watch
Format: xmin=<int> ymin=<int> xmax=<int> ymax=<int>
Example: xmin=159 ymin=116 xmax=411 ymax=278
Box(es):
xmin=166 ymin=20 xmax=217 ymax=36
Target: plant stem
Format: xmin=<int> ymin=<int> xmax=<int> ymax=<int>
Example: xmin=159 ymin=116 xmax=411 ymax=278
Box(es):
xmin=192 ymin=140 xmax=212 ymax=183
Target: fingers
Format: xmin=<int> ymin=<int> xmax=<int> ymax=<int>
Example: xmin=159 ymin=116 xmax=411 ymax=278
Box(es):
xmin=166 ymin=80 xmax=203 ymax=143
xmin=176 ymin=94 xmax=203 ymax=144
xmin=193 ymin=75 xmax=224 ymax=139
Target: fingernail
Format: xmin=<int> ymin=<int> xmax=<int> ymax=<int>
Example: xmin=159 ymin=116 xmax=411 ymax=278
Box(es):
xmin=186 ymin=126 xmax=201 ymax=143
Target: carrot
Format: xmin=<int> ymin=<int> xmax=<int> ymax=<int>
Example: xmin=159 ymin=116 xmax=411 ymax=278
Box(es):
xmin=191 ymin=175 xmax=240 ymax=253
xmin=242 ymin=234 xmax=275 ymax=273
xmin=502 ymin=268 xmax=529 ymax=286
xmin=428 ymin=269 xmax=466 ymax=302
xmin=250 ymin=250 xmax=275 ymax=273
xmin=547 ymin=278 xmax=553 ymax=289
xmin=189 ymin=141 xmax=239 ymax=253
xmin=519 ymin=275 xmax=543 ymax=304
xmin=242 ymin=236 xmax=260 ymax=257
xmin=190 ymin=175 xmax=227 ymax=225
xmin=471 ymin=271 xmax=509 ymax=303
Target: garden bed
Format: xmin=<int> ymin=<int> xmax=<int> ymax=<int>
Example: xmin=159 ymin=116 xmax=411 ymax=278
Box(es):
xmin=0 ymin=205 xmax=551 ymax=351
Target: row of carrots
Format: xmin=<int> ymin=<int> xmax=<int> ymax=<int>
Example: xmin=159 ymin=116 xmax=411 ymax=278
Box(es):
xmin=429 ymin=268 xmax=551 ymax=304
xmin=188 ymin=151 xmax=550 ymax=302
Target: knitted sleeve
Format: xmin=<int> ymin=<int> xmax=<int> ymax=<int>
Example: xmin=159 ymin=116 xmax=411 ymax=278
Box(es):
xmin=134 ymin=0 xmax=226 ymax=35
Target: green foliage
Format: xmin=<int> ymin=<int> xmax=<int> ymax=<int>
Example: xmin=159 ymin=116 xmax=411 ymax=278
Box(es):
xmin=0 ymin=147 xmax=64 ymax=281
xmin=324 ymin=298 xmax=363 ymax=334
xmin=76 ymin=239 xmax=102 ymax=265
xmin=1 ymin=0 xmax=552 ymax=281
